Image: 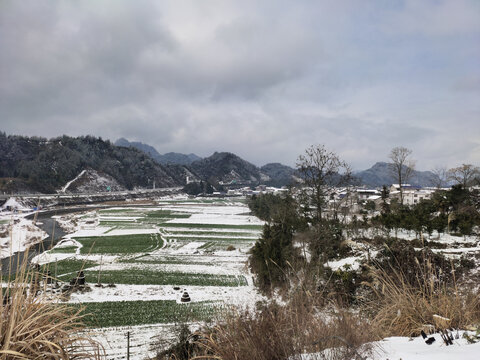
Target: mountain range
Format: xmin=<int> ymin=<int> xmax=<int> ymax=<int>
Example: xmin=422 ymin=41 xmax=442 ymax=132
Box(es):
xmin=115 ymin=138 xmax=201 ymax=165
xmin=114 ymin=138 xmax=438 ymax=188
xmin=354 ymin=162 xmax=436 ymax=188
xmin=0 ymin=133 xmax=438 ymax=194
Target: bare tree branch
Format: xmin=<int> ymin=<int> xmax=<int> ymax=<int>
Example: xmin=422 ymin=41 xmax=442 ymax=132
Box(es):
xmin=447 ymin=164 xmax=480 ymax=188
xmin=296 ymin=144 xmax=352 ymax=222
xmin=388 ymin=146 xmax=415 ymax=205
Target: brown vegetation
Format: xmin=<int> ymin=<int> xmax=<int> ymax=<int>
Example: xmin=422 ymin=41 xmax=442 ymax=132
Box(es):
xmin=0 ymin=255 xmax=103 ymax=359
xmin=192 ymin=299 xmax=373 ymax=360
xmin=365 ymin=258 xmax=480 ymax=337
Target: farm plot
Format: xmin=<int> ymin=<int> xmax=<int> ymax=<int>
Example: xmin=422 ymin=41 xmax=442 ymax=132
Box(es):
xmin=120 ymin=254 xmax=208 ymax=265
xmin=48 ymin=246 xmax=77 ymax=254
xmin=34 ymin=197 xmax=264 ymax=358
xmin=97 ymin=208 xmax=192 ymax=229
xmin=161 ymin=230 xmax=260 ymax=252
xmin=161 ymin=223 xmax=262 ymax=230
xmin=38 ymin=259 xmax=98 ymax=279
xmin=83 ymin=268 xmax=247 ymax=287
xmin=76 ymin=300 xmax=220 ymax=327
xmin=74 ymin=233 xmax=163 ymax=254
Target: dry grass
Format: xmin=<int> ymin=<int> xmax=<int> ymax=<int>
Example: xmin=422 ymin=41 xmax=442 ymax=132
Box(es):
xmin=189 ymin=293 xmax=374 ymax=360
xmin=1 ymin=254 xmax=104 ymax=359
xmin=365 ymin=258 xmax=480 ymax=337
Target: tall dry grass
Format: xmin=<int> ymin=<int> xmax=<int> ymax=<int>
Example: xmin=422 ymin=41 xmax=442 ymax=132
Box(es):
xmin=365 ymin=257 xmax=480 ymax=337
xmin=190 ymin=293 xmax=374 ymax=360
xmin=1 ymin=253 xmax=103 ymax=359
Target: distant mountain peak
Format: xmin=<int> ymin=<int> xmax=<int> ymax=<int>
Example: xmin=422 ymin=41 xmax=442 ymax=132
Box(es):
xmin=114 ymin=138 xmax=201 ymax=165
xmin=190 ymin=152 xmax=266 ymax=185
xmin=355 ymin=162 xmax=435 ymax=187
xmin=260 ymin=163 xmax=297 ymax=187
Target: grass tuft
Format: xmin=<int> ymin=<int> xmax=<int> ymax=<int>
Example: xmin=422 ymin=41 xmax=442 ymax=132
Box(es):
xmin=365 ymin=258 xmax=480 ymax=337
xmin=0 ymin=253 xmax=103 ymax=359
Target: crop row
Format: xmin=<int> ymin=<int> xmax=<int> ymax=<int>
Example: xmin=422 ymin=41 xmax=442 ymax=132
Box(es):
xmin=49 ymin=246 xmax=77 ymax=254
xmin=158 ymin=198 xmax=231 ymax=204
xmin=161 ymin=223 xmax=263 ymax=230
xmin=98 ymin=209 xmax=140 ymax=214
xmin=41 ymin=259 xmax=98 ymax=279
xmin=120 ymin=255 xmax=208 ymax=265
xmin=73 ymin=233 xmax=163 ymax=254
xmin=164 ymin=230 xmax=260 ymax=237
xmin=164 ymin=236 xmax=256 ymax=243
xmin=76 ymin=300 xmax=220 ymax=327
xmin=144 ymin=210 xmax=191 ymax=219
xmin=85 ymin=268 xmax=247 ymax=287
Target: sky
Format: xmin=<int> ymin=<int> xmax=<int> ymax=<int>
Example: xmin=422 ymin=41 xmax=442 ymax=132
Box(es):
xmin=0 ymin=0 xmax=479 ymax=170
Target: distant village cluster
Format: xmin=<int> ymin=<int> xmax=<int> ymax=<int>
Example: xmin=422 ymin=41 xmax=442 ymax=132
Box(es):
xmin=217 ymin=183 xmax=472 ymax=217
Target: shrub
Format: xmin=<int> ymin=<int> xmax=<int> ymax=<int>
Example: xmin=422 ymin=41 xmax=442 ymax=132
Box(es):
xmin=191 ymin=296 xmax=374 ymax=360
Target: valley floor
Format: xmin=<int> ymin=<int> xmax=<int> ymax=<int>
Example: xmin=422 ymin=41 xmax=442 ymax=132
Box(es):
xmin=1 ymin=195 xmax=479 ymax=359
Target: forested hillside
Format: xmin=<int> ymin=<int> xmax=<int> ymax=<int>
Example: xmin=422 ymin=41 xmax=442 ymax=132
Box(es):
xmin=190 ymin=152 xmax=268 ymax=185
xmin=115 ymin=138 xmax=201 ymax=165
xmin=0 ymin=133 xmax=185 ymax=193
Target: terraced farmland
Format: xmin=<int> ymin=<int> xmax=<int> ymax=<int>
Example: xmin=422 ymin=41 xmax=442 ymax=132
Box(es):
xmin=34 ymin=196 xmax=264 ymax=359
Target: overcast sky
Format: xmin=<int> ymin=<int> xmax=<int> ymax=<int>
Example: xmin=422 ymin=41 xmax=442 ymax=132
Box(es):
xmin=1 ymin=0 xmax=479 ymax=170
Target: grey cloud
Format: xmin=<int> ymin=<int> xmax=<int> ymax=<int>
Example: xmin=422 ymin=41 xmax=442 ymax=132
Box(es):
xmin=1 ymin=0 xmax=479 ymax=171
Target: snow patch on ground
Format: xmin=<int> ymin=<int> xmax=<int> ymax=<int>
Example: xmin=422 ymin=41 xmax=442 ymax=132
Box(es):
xmin=299 ymin=332 xmax=480 ymax=360
xmin=166 ymin=213 xmax=262 ymax=225
xmin=67 ymin=283 xmax=261 ymax=305
xmin=61 ymin=170 xmax=86 ymax=193
xmin=0 ymin=216 xmax=48 ymax=259
xmin=1 ymin=197 xmax=31 ymax=211
xmin=325 ymin=256 xmax=362 ymax=271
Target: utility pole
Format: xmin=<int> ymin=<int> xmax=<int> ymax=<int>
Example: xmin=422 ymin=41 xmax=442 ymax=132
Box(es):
xmin=126 ymin=331 xmax=130 ymax=360
xmin=97 ymin=255 xmax=103 ymax=284
xmin=50 ymin=217 xmax=56 ymax=250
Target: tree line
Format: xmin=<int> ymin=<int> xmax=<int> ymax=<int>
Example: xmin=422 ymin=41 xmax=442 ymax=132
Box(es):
xmin=247 ymin=144 xmax=480 ymax=296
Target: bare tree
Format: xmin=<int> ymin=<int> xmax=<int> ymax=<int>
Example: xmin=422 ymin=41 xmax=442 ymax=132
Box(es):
xmin=430 ymin=166 xmax=448 ymax=189
xmin=388 ymin=146 xmax=415 ymax=205
xmin=447 ymin=164 xmax=480 ymax=188
xmin=296 ymin=144 xmax=352 ymax=222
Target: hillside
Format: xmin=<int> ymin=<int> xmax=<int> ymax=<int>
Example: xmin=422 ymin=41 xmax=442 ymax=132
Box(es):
xmin=114 ymin=138 xmax=162 ymax=162
xmin=114 ymin=139 xmax=303 ymax=187
xmin=190 ymin=152 xmax=269 ymax=186
xmin=2 ymin=133 xmax=443 ymax=193
xmin=260 ymin=163 xmax=297 ymax=187
xmin=115 ymin=138 xmax=201 ymax=165
xmin=159 ymin=152 xmax=202 ymax=166
xmin=0 ymin=134 xmax=186 ymax=193
xmin=60 ymin=169 xmax=125 ymax=193
xmin=355 ymin=161 xmax=435 ymax=187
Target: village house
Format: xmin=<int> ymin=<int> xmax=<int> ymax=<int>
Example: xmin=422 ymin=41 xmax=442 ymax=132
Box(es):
xmin=389 ymin=184 xmax=435 ymax=206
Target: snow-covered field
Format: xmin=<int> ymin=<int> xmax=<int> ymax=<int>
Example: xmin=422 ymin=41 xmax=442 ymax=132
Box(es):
xmin=2 ymin=195 xmax=479 ymax=359
xmin=27 ymin=196 xmax=264 ymax=359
